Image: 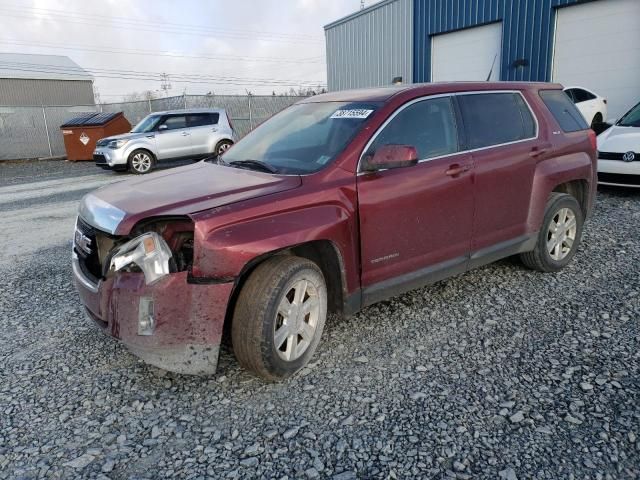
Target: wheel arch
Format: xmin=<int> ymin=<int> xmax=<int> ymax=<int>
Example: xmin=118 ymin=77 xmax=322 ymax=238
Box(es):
xmin=221 ymin=239 xmax=349 ymax=343
xmin=552 ymin=179 xmax=589 ymax=217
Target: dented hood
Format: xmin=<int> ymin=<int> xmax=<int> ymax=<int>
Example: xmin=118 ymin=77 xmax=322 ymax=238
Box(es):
xmin=79 ymin=162 xmax=301 ymax=235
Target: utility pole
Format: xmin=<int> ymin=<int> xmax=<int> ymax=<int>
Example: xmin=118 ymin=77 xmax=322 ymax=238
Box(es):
xmin=160 ymin=73 xmax=172 ymax=96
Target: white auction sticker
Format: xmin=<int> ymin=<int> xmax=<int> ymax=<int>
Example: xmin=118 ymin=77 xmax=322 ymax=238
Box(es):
xmin=330 ymin=109 xmax=373 ymax=119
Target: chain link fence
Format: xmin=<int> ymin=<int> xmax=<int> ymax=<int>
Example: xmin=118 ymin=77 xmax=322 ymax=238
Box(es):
xmin=0 ymin=94 xmax=305 ymax=161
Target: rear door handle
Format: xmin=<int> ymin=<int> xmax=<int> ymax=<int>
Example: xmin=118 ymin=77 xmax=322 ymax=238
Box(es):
xmin=445 ymin=164 xmax=471 ymax=177
xmin=181 ymin=131 xmax=190 ymax=136
xmin=530 ymin=144 xmax=552 ymax=157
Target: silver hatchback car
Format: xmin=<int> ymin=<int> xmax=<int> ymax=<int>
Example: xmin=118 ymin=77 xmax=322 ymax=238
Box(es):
xmin=93 ymin=108 xmax=235 ymax=174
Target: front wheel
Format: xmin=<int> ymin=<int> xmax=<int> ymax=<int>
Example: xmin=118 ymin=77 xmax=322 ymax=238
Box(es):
xmin=128 ymin=149 xmax=155 ymax=174
xmin=231 ymin=256 xmax=327 ymax=381
xmin=520 ymin=193 xmax=583 ymax=272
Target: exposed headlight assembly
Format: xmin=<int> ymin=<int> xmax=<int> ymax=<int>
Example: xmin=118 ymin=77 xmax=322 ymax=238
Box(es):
xmin=108 ymin=139 xmax=129 ymax=149
xmin=110 ymin=232 xmax=172 ymax=284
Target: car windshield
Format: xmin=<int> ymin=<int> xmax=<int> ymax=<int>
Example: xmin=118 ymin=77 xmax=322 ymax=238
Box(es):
xmin=131 ymin=115 xmax=161 ymax=133
xmin=221 ymin=101 xmax=380 ymax=174
xmin=617 ymin=102 xmax=640 ymax=127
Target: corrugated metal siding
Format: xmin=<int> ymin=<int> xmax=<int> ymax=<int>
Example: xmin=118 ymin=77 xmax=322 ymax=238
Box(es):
xmin=325 ymin=0 xmax=413 ymax=91
xmin=0 ymin=78 xmax=95 ymax=106
xmin=413 ymin=0 xmax=585 ymax=83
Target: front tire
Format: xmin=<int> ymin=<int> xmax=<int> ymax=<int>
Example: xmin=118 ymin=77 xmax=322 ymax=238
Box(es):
xmin=520 ymin=193 xmax=583 ymax=272
xmin=128 ymin=149 xmax=155 ymax=174
xmin=231 ymin=256 xmax=327 ymax=381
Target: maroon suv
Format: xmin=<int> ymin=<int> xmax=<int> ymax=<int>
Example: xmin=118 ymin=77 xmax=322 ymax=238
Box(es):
xmin=73 ymin=82 xmax=597 ymax=380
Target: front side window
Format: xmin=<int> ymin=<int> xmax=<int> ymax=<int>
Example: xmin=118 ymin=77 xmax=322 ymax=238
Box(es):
xmin=160 ymin=115 xmax=187 ymax=130
xmin=539 ymin=90 xmax=589 ymax=132
xmin=458 ymin=93 xmax=536 ymax=149
xmin=617 ymin=102 xmax=640 ymax=127
xmin=222 ymin=101 xmax=380 ymax=174
xmin=131 ymin=115 xmax=161 ymax=133
xmin=366 ymin=96 xmax=459 ymax=161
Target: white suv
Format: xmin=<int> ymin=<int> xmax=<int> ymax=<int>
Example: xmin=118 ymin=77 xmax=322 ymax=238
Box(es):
xmin=94 ymin=108 xmax=235 ymax=174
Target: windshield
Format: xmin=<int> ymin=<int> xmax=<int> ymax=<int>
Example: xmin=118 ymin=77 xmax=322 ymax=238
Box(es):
xmin=131 ymin=115 xmax=161 ymax=133
xmin=222 ymin=101 xmax=380 ymax=174
xmin=617 ymin=102 xmax=640 ymax=127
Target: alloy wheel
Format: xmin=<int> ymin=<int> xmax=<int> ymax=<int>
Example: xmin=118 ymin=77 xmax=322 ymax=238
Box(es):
xmin=547 ymin=207 xmax=577 ymax=261
xmin=132 ymin=153 xmax=152 ymax=173
xmin=273 ymin=279 xmax=320 ymax=362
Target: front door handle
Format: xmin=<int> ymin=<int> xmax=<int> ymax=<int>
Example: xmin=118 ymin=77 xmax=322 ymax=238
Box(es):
xmin=445 ymin=164 xmax=471 ymax=177
xmin=181 ymin=131 xmax=190 ymax=136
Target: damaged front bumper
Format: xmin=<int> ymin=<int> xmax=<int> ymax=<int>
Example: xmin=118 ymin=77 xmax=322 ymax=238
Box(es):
xmin=72 ymin=252 xmax=233 ymax=375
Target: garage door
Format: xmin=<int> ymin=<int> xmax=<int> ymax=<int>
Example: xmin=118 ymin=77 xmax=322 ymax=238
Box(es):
xmin=552 ymin=0 xmax=640 ymax=119
xmin=431 ymin=22 xmax=502 ymax=82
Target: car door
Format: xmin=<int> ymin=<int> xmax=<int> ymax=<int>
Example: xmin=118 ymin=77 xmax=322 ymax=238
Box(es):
xmin=187 ymin=112 xmax=220 ymax=156
xmin=455 ymin=92 xmax=540 ymax=261
xmin=154 ymin=114 xmax=193 ymax=160
xmin=357 ymin=96 xmax=474 ymax=300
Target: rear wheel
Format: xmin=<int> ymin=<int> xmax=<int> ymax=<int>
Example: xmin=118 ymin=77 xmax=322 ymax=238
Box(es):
xmin=128 ymin=149 xmax=155 ymax=174
xmin=231 ymin=256 xmax=327 ymax=381
xmin=215 ymin=139 xmax=233 ymax=156
xmin=591 ymin=112 xmax=603 ymax=128
xmin=520 ymin=193 xmax=583 ymax=272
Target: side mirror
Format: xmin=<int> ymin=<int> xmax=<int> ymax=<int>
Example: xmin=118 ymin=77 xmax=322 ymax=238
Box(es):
xmin=158 ymin=124 xmax=168 ymax=131
xmin=363 ymin=144 xmax=418 ymax=171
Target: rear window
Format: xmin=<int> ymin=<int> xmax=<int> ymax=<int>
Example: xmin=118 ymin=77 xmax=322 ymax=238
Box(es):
xmin=457 ymin=93 xmax=536 ymax=149
xmin=187 ymin=113 xmax=219 ymax=127
xmin=539 ymin=90 xmax=589 ymax=132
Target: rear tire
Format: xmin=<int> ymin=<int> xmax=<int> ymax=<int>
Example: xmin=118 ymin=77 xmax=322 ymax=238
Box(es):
xmin=520 ymin=193 xmax=583 ymax=272
xmin=128 ymin=149 xmax=155 ymax=174
xmin=591 ymin=112 xmax=603 ymax=128
xmin=214 ymin=139 xmax=234 ymax=156
xmin=231 ymin=256 xmax=327 ymax=381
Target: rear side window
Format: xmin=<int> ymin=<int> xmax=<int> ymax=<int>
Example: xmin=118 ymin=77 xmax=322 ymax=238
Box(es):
xmin=457 ymin=93 xmax=536 ymax=149
xmin=539 ymin=90 xmax=589 ymax=132
xmin=187 ymin=113 xmax=219 ymax=127
xmin=572 ymin=88 xmax=596 ymax=103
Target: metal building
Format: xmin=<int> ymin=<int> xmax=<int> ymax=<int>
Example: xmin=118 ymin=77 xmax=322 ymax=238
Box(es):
xmin=325 ymin=0 xmax=640 ymax=118
xmin=0 ymin=53 xmax=95 ymax=106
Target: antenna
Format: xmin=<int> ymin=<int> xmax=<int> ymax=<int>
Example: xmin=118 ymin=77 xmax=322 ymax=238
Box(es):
xmin=160 ymin=72 xmax=172 ymax=96
xmin=486 ymin=54 xmax=497 ymax=81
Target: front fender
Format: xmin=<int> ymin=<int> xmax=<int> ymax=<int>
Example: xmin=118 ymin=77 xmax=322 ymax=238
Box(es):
xmin=123 ymin=139 xmax=158 ymax=160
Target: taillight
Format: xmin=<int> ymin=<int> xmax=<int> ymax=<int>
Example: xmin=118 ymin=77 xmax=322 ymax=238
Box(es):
xmin=588 ymin=129 xmax=597 ymax=150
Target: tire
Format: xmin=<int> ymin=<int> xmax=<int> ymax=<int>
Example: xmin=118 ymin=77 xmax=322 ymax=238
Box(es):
xmin=591 ymin=112 xmax=603 ymax=128
xmin=128 ymin=149 xmax=155 ymax=174
xmin=231 ymin=256 xmax=327 ymax=381
xmin=520 ymin=193 xmax=583 ymax=272
xmin=214 ymin=139 xmax=233 ymax=156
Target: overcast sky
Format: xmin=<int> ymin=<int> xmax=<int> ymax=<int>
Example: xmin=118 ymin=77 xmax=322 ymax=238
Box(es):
xmin=1 ymin=0 xmax=362 ymax=101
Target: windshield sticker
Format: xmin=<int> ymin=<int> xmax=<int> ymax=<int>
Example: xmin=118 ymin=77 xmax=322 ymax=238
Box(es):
xmin=330 ymin=109 xmax=373 ymax=119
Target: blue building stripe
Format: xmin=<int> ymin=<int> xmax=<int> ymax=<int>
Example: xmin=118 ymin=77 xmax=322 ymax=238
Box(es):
xmin=413 ymin=0 xmax=586 ymax=83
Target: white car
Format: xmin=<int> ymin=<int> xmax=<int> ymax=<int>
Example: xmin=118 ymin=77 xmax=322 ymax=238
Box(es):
xmin=564 ymin=86 xmax=607 ymax=128
xmin=597 ymin=101 xmax=640 ymax=187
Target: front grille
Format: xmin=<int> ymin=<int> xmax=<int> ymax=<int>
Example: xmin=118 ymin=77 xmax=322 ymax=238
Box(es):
xmin=93 ymin=153 xmax=107 ymax=165
xmin=598 ymin=172 xmax=640 ymax=186
xmin=598 ymin=151 xmax=637 ymax=161
xmin=75 ymin=217 xmax=102 ymax=282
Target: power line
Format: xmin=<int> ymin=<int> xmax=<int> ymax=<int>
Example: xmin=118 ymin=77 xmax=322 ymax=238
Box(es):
xmin=0 ymin=2 xmax=324 ymax=41
xmin=0 ymin=6 xmax=324 ymax=45
xmin=0 ymin=40 xmax=325 ymax=65
xmin=0 ymin=61 xmax=327 ymax=88
xmin=0 ymin=60 xmax=326 ymax=85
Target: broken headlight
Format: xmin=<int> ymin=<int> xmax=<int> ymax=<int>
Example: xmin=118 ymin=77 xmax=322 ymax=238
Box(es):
xmin=109 ymin=232 xmax=172 ymax=285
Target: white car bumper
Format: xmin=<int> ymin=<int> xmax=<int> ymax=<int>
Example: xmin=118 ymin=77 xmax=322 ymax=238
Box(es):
xmin=93 ymin=147 xmax=128 ymax=169
xmin=597 ymin=158 xmax=640 ymax=187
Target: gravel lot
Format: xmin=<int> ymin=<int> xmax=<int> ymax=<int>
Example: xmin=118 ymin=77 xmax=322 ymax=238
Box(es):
xmin=1 ymin=160 xmax=638 ymax=479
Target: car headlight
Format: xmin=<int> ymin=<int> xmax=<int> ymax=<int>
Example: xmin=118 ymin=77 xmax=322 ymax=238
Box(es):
xmin=110 ymin=232 xmax=172 ymax=284
xmin=108 ymin=139 xmax=129 ymax=149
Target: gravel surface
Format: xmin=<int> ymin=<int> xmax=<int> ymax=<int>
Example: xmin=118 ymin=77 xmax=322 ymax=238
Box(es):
xmin=1 ymin=161 xmax=639 ymax=479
